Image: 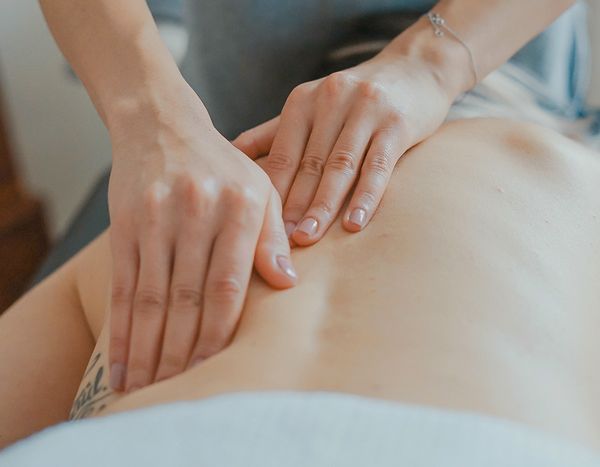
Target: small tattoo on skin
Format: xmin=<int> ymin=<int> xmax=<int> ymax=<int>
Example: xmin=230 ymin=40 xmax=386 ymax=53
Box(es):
xmin=69 ymin=352 xmax=113 ymax=420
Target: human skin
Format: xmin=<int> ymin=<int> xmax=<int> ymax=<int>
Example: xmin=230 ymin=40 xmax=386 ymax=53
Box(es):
xmin=38 ymin=0 xmax=576 ymax=394
xmin=1 ymin=118 xmax=598 ymax=450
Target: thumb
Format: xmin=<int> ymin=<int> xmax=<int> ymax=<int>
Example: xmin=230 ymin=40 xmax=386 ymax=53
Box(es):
xmin=232 ymin=116 xmax=280 ymax=160
xmin=254 ymin=188 xmax=298 ymax=289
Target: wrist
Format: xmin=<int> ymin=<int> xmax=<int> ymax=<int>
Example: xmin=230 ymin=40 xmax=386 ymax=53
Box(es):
xmin=381 ymin=15 xmax=475 ymax=100
xmin=106 ymin=80 xmax=212 ymax=144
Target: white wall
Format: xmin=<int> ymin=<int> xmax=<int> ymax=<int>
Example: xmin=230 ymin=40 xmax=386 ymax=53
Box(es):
xmin=0 ymin=0 xmax=111 ymax=238
xmin=0 ymin=0 xmax=599 ymax=239
xmin=588 ymin=0 xmax=600 ymax=105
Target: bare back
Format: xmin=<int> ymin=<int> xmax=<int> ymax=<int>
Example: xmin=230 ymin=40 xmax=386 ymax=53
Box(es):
xmin=72 ymin=118 xmax=600 ymax=450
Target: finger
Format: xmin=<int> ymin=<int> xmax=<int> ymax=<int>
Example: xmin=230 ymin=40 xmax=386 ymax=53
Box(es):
xmin=254 ymin=189 xmax=298 ymax=288
xmin=188 ymin=194 xmax=263 ymax=365
xmin=154 ymin=221 xmax=214 ymax=382
xmin=232 ymin=117 xmax=280 ymax=160
xmin=125 ymin=228 xmax=173 ymax=392
xmin=282 ymin=85 xmax=350 ymax=237
xmin=264 ymin=85 xmax=313 ymax=202
xmin=343 ymin=128 xmax=403 ymax=232
xmin=108 ymin=230 xmax=138 ymax=391
xmin=292 ymin=111 xmax=374 ymax=245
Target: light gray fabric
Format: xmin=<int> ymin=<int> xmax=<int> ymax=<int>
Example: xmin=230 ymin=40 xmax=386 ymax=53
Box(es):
xmin=181 ymin=0 xmax=590 ymax=138
xmin=2 ymin=392 xmax=599 ymax=466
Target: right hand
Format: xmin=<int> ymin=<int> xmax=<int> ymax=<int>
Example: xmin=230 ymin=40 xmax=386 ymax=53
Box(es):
xmin=106 ymin=84 xmax=298 ymax=393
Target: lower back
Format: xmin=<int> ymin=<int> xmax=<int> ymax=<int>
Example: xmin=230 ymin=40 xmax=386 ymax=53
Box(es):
xmin=103 ymin=118 xmax=600 ymax=449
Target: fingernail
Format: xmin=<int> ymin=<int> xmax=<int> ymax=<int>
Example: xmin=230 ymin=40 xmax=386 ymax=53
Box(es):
xmin=296 ymin=217 xmax=318 ymax=236
xmin=276 ymin=255 xmax=297 ymax=279
xmin=284 ymin=221 xmax=296 ymax=237
xmin=349 ymin=208 xmax=366 ymax=229
xmin=109 ymin=363 xmax=126 ymax=391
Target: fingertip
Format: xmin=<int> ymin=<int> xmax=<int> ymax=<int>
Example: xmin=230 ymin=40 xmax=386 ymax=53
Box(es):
xmin=254 ymin=250 xmax=298 ymax=289
xmin=343 ymin=219 xmax=362 ymax=233
xmin=290 ymin=231 xmax=309 ymax=246
xmin=343 ymin=207 xmax=367 ymax=232
xmin=276 ymin=254 xmax=298 ymax=285
xmin=290 ymin=217 xmax=321 ymax=246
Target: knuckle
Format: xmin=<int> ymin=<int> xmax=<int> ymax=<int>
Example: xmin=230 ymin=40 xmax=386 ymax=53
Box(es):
xmin=358 ymin=80 xmax=385 ymax=102
xmin=312 ymin=198 xmax=334 ymax=216
xmin=225 ymin=185 xmax=262 ymax=210
xmin=326 ymin=150 xmax=356 ymax=174
xmin=142 ymin=182 xmax=170 ymax=217
xmin=134 ymin=287 xmax=167 ymax=315
xmin=366 ymin=152 xmax=392 ymax=177
xmin=170 ymin=285 xmax=202 ymax=309
xmin=206 ymin=275 xmax=243 ymax=304
xmin=111 ymin=284 xmax=133 ymax=306
xmin=299 ymin=153 xmax=325 ymax=177
xmin=287 ymin=83 xmax=311 ymax=105
xmin=266 ymin=151 xmax=295 ymax=172
xmin=177 ymin=176 xmax=216 ymax=215
xmin=322 ymin=72 xmax=354 ymax=97
xmin=235 ymin=130 xmax=254 ymax=149
xmin=386 ymin=111 xmax=408 ymax=130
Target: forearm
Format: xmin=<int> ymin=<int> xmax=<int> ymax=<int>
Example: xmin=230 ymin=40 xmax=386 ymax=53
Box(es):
xmin=39 ymin=0 xmax=198 ymax=131
xmin=384 ymin=0 xmax=576 ymax=99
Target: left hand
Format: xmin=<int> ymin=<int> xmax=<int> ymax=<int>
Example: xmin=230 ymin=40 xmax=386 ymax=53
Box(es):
xmin=233 ymin=48 xmax=456 ymax=245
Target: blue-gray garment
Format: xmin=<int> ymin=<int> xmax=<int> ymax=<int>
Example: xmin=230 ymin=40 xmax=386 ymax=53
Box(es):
xmin=160 ymin=1 xmax=590 ymax=139
xmin=147 ymin=0 xmax=184 ymax=22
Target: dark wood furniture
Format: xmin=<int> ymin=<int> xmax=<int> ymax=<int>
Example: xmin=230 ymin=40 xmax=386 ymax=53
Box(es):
xmin=0 ymin=78 xmax=49 ymax=313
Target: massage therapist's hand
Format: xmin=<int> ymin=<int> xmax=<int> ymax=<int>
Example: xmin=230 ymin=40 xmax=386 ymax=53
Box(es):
xmin=107 ymin=85 xmax=297 ymax=393
xmin=233 ymin=45 xmax=459 ymax=245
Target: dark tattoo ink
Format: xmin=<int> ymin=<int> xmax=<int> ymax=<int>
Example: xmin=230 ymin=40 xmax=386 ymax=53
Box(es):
xmin=82 ymin=352 xmax=101 ymax=378
xmin=69 ymin=352 xmax=113 ymax=420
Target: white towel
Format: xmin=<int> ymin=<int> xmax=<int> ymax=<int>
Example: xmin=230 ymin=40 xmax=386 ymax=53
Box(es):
xmin=2 ymin=391 xmax=599 ymax=466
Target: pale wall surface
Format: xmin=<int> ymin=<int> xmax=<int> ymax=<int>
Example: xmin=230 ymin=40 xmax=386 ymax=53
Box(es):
xmin=0 ymin=0 xmax=111 ymax=238
xmin=0 ymin=1 xmax=599 ymax=239
xmin=588 ymin=0 xmax=600 ymax=105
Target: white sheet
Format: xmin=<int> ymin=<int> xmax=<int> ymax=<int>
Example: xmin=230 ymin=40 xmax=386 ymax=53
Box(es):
xmin=2 ymin=391 xmax=599 ymax=467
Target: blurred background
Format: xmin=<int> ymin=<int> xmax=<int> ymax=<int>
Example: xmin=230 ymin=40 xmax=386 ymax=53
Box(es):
xmin=0 ymin=0 xmax=599 ymax=309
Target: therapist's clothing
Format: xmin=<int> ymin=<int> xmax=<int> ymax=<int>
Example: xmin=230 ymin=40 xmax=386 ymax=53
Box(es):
xmin=157 ymin=0 xmax=593 ymax=138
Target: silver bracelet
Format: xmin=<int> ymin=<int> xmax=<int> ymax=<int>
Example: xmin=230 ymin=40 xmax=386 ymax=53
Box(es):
xmin=426 ymin=11 xmax=479 ymax=88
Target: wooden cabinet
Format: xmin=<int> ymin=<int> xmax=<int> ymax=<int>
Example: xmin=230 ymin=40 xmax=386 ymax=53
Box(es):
xmin=0 ymin=78 xmax=49 ymax=313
